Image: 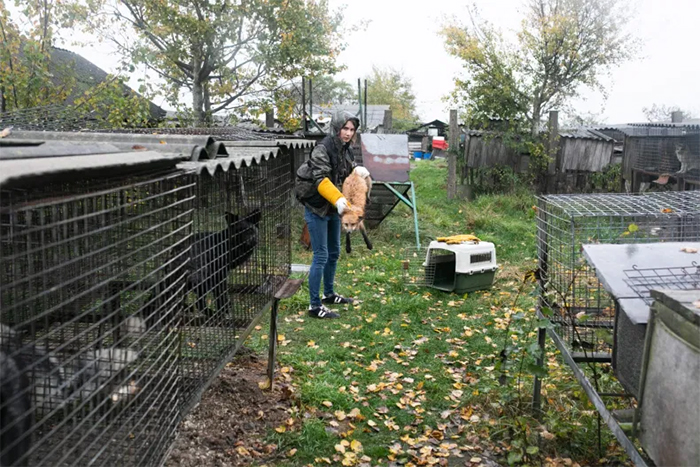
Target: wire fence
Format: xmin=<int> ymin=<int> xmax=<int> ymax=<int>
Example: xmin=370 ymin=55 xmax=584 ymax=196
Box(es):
xmin=0 ymin=131 xmax=296 ymax=466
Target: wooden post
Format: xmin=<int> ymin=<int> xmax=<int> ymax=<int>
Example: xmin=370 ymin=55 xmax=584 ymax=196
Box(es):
xmin=447 ymin=109 xmax=458 ymax=200
xmin=546 ymin=110 xmax=559 ymax=193
xmin=265 ymin=109 xmax=274 ymax=128
xmin=301 ymin=77 xmax=307 ymax=133
xmin=421 ymin=136 xmax=429 ymax=153
xmin=364 ymin=79 xmax=368 ymax=132
xmin=383 ymin=109 xmax=392 ymax=133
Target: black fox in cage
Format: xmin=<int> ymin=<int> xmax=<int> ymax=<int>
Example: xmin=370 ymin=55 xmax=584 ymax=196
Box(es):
xmin=0 ymin=163 xmax=195 ymax=466
xmin=187 ymin=208 xmax=262 ymax=315
xmin=0 ymin=132 xmax=295 ymax=466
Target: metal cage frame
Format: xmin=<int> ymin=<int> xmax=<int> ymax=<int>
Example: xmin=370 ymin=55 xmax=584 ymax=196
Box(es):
xmin=0 ymin=132 xmax=306 ymax=466
xmin=536 ymin=191 xmax=700 ymax=352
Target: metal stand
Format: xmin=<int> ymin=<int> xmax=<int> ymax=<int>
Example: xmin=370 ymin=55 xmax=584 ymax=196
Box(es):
xmin=266 ymin=277 xmax=304 ymax=389
xmin=379 ymin=181 xmax=421 ymax=249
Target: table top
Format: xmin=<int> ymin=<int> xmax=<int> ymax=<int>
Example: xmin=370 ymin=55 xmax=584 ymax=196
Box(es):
xmin=582 ymin=242 xmax=700 ymax=324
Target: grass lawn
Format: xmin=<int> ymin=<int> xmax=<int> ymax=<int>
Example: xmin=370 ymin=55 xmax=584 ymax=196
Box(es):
xmin=245 ymin=160 xmax=632 ymax=467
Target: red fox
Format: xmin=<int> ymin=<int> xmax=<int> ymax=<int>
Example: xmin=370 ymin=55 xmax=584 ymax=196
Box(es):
xmin=341 ymin=170 xmax=373 ymax=253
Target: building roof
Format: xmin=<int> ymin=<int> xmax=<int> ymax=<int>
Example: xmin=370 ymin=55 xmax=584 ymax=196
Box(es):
xmin=49 ymin=47 xmax=166 ymax=120
xmin=311 ymin=104 xmax=390 ymax=130
xmin=467 ymin=127 xmax=614 ymax=142
xmin=406 ymin=120 xmax=448 ymax=133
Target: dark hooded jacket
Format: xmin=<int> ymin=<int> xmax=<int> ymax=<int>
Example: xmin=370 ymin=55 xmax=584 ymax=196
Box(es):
xmin=295 ymin=110 xmax=360 ymax=217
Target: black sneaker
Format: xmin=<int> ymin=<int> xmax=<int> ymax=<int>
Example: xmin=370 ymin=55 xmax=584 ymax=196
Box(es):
xmin=322 ymin=294 xmax=354 ymax=305
xmin=308 ymin=305 xmax=340 ymax=319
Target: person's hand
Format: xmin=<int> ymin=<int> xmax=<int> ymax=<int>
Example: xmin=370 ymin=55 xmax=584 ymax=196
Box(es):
xmin=335 ymin=197 xmax=350 ymax=214
xmin=353 ymin=166 xmax=370 ymax=178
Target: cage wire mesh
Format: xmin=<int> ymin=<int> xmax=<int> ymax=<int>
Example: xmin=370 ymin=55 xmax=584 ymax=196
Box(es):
xmin=633 ymin=127 xmax=700 ymax=181
xmin=624 ymin=262 xmax=700 ymax=305
xmin=536 ymin=191 xmax=700 ymax=352
xmin=403 ymin=247 xmax=464 ymax=291
xmin=0 ymin=167 xmax=196 ymax=466
xmin=403 ymin=247 xmax=437 ymax=289
xmin=178 ymin=152 xmax=292 ymax=412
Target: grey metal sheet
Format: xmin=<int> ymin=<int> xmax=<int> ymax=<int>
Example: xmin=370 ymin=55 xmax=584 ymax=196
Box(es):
xmin=223 ymin=139 xmax=315 ymax=149
xmin=582 ymin=242 xmax=700 ymax=324
xmin=178 ymin=147 xmax=280 ymax=175
xmin=0 ymin=140 xmax=123 ymax=159
xmin=359 ymin=134 xmax=410 ymax=182
xmin=0 ymin=150 xmax=186 ymax=187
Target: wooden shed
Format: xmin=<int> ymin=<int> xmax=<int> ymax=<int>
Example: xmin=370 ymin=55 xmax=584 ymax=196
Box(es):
xmin=465 ymin=129 xmax=614 ymax=172
xmin=595 ymin=123 xmax=700 ymax=192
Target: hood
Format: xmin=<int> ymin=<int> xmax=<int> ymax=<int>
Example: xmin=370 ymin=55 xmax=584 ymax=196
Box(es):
xmin=330 ymin=109 xmax=360 ymax=135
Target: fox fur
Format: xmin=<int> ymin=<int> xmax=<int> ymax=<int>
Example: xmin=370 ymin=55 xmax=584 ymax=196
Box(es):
xmin=341 ymin=171 xmax=373 ymax=253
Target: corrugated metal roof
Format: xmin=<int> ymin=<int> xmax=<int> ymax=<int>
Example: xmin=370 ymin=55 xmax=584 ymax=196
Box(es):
xmin=0 ymin=150 xmax=186 ymax=187
xmin=559 ymin=128 xmax=614 ymax=142
xmin=178 ymin=147 xmax=280 ymax=176
xmin=1 ymin=131 xmax=315 ymax=186
xmin=466 ymin=128 xmax=614 ymax=141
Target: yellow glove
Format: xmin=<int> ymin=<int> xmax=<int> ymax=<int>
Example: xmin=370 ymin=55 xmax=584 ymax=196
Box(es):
xmin=317 ymin=177 xmax=345 ymax=204
xmin=436 ymin=234 xmax=481 ymax=244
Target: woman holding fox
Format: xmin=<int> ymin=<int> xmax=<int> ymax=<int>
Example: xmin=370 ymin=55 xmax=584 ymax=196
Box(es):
xmin=295 ymin=110 xmax=370 ymax=319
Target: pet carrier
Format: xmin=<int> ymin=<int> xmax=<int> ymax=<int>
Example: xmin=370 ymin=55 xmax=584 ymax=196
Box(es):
xmin=404 ymin=239 xmax=498 ymax=294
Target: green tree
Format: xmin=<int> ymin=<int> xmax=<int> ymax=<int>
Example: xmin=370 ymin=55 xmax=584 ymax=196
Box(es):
xmin=305 ymin=75 xmax=355 ymax=105
xmin=0 ymin=0 xmax=80 ymax=111
xmin=0 ymin=0 xmax=155 ymax=128
xmin=441 ymin=0 xmax=637 ymax=136
xmin=89 ymin=0 xmax=345 ymax=124
xmin=642 ymin=103 xmax=695 ymax=123
xmin=270 ymin=75 xmax=355 ymax=131
xmin=365 ymin=65 xmax=420 ymax=131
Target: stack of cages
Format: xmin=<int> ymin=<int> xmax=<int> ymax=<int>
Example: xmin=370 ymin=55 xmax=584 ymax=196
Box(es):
xmin=536 ymin=192 xmax=700 ymax=355
xmin=633 ymin=125 xmax=700 ymax=187
xmin=0 ymin=151 xmax=196 ymax=466
xmin=178 ymin=146 xmax=293 ymax=411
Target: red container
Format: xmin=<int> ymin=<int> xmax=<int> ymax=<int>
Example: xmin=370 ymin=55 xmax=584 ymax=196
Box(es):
xmin=432 ymin=139 xmax=448 ymax=150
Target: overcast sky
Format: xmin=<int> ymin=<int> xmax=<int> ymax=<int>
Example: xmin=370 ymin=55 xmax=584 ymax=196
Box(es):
xmin=328 ymin=0 xmax=700 ymax=124
xmin=67 ymin=0 xmax=699 ymax=126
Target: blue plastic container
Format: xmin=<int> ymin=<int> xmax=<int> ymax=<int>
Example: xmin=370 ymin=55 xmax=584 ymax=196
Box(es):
xmin=413 ymin=151 xmax=423 ymax=159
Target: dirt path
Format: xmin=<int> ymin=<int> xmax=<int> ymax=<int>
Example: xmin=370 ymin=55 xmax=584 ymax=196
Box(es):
xmin=164 ymin=350 xmax=294 ymax=466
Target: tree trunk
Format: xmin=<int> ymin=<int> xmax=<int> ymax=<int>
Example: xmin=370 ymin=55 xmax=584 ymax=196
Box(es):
xmin=192 ymin=49 xmax=204 ymax=125
xmin=531 ymin=98 xmax=542 ymax=138
xmin=203 ymin=82 xmax=212 ymax=125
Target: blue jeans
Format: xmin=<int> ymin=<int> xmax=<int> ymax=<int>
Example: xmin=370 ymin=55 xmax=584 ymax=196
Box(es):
xmin=304 ymin=207 xmax=341 ymax=307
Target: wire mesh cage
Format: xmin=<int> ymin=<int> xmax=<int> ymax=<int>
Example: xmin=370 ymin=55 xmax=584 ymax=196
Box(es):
xmin=178 ymin=151 xmax=293 ymax=411
xmin=624 ymin=262 xmax=700 ymax=305
xmin=0 ymin=166 xmax=196 ymax=466
xmin=0 ymin=130 xmax=299 ymax=466
xmin=536 ymin=192 xmax=700 ymax=352
xmin=632 ymin=127 xmax=700 ymax=181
